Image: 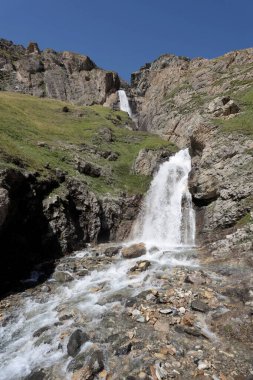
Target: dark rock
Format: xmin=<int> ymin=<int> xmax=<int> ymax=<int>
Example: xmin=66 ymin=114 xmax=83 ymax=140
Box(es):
xmin=33 ymin=325 xmax=50 ymax=338
xmin=76 ymin=161 xmax=102 ymax=177
xmin=62 ymin=106 xmax=70 ymax=113
xmin=104 ymin=245 xmax=122 ymax=257
xmin=191 ymin=299 xmax=210 ymax=313
xmin=115 ymin=342 xmax=132 ymax=356
xmin=24 ymin=369 xmax=45 ymax=380
xmin=67 ymin=329 xmax=89 ymax=357
xmin=175 ymin=325 xmax=203 ymax=337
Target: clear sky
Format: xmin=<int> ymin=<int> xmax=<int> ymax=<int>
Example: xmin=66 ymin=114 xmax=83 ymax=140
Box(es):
xmin=1 ymin=0 xmax=253 ymax=80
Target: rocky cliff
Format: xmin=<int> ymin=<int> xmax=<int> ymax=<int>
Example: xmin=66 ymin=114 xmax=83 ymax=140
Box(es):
xmin=130 ymin=49 xmax=253 ymax=258
xmin=0 ymin=39 xmax=120 ymax=105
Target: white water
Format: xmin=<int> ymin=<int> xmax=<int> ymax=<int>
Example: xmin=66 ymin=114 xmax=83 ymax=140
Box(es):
xmin=118 ymin=89 xmax=132 ymax=117
xmin=0 ymin=149 xmax=196 ymax=379
xmin=132 ymin=148 xmax=195 ymax=249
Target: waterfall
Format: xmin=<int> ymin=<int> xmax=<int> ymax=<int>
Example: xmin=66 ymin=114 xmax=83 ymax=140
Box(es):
xmin=118 ymin=89 xmax=132 ymax=117
xmin=133 ymin=149 xmax=195 ymax=248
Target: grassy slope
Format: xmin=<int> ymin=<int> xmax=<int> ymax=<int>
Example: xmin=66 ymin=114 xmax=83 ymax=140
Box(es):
xmin=217 ymin=87 xmax=253 ymax=137
xmin=0 ymin=92 xmax=177 ymax=195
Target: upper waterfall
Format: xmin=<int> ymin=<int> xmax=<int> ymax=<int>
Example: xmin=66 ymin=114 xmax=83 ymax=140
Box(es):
xmin=132 ymin=149 xmax=195 ymax=248
xmin=118 ymin=89 xmax=132 ymax=117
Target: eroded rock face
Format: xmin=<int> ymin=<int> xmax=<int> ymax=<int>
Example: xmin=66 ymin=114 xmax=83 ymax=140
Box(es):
xmin=0 ymin=169 xmax=140 ymax=296
xmin=131 ymin=49 xmax=253 ymax=146
xmin=0 ymin=39 xmax=120 ymax=105
xmin=133 ymin=148 xmax=174 ymax=176
xmin=130 ymin=49 xmax=253 ymax=246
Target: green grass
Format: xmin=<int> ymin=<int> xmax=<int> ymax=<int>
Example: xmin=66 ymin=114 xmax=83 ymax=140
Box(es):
xmin=215 ymin=87 xmax=253 ymax=136
xmin=236 ymin=212 xmax=253 ymax=227
xmin=0 ymin=92 xmax=177 ymax=195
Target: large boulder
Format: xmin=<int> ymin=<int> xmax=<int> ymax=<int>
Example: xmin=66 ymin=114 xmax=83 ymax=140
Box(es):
xmin=121 ymin=243 xmax=146 ymax=259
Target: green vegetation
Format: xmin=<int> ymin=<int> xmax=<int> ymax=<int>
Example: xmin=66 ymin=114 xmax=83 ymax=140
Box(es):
xmin=0 ymin=92 xmax=177 ymax=195
xmin=236 ymin=212 xmax=253 ymax=227
xmin=216 ymin=87 xmax=253 ymax=136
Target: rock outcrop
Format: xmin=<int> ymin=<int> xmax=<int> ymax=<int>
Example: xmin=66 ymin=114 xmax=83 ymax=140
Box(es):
xmin=0 ymin=39 xmax=120 ymax=105
xmin=0 ymin=169 xmax=140 ymax=296
xmin=130 ymin=49 xmax=253 ymax=249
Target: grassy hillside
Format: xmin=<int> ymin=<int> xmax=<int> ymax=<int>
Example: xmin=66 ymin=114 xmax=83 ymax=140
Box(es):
xmin=0 ymin=92 xmax=176 ymax=194
xmin=217 ymin=87 xmax=253 ymax=137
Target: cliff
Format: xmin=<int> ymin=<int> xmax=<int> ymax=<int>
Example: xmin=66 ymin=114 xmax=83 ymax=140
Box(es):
xmin=130 ymin=49 xmax=253 ymax=263
xmin=0 ymin=39 xmax=120 ymax=105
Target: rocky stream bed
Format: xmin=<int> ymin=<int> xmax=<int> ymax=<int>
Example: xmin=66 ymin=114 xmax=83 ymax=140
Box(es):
xmin=0 ymin=241 xmax=252 ymax=380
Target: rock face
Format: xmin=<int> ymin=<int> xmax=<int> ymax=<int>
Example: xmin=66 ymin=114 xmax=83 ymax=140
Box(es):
xmin=0 ymin=169 xmax=140 ymax=296
xmin=0 ymin=39 xmax=120 ymax=105
xmin=130 ymin=49 xmax=253 ymax=249
xmin=131 ymin=49 xmax=253 ymax=145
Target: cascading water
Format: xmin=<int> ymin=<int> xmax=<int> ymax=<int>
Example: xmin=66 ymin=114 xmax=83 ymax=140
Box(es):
xmin=132 ymin=148 xmax=195 ymax=248
xmin=118 ymin=89 xmax=132 ymax=117
xmin=0 ymin=149 xmax=196 ymax=380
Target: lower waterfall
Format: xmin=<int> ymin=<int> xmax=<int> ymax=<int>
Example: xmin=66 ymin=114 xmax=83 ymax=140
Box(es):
xmin=0 ymin=150 xmax=196 ymax=380
xmin=132 ymin=148 xmax=195 ymax=248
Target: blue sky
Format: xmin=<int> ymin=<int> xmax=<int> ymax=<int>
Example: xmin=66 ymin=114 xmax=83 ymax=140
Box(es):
xmin=1 ymin=0 xmax=253 ymax=80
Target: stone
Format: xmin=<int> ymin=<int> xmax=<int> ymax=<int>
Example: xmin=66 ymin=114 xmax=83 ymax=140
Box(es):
xmin=76 ymin=161 xmax=102 ymax=177
xmin=121 ymin=243 xmax=146 ymax=259
xmin=191 ymin=300 xmax=209 ymax=313
xmin=130 ymin=260 xmax=151 ymax=272
xmin=33 ymin=325 xmax=50 ymax=338
xmin=67 ymin=329 xmax=89 ymax=357
xmin=104 ymin=245 xmax=122 ymax=257
xmin=115 ymin=342 xmax=132 ymax=356
xmin=52 ymin=271 xmax=74 ymax=283
xmin=88 ymin=350 xmax=104 ymax=375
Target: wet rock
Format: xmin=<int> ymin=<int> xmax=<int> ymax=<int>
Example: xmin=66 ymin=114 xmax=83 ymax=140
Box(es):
xmin=33 ymin=325 xmax=50 ymax=338
xmin=130 ymin=260 xmax=151 ymax=272
xmin=104 ymin=245 xmax=122 ymax=257
xmin=76 ymin=269 xmax=89 ymax=277
xmin=88 ymin=350 xmax=104 ymax=375
xmin=52 ymin=271 xmax=74 ymax=282
xmin=191 ymin=300 xmax=210 ymax=313
xmin=121 ymin=243 xmax=146 ymax=259
xmin=67 ymin=329 xmax=89 ymax=357
xmin=24 ymin=369 xmax=46 ymax=380
xmin=115 ymin=342 xmax=132 ymax=356
xmin=68 ymin=352 xmax=87 ymax=372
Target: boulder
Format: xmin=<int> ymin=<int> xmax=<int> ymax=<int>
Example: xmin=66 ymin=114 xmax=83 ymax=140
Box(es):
xmin=207 ymin=96 xmax=240 ymax=117
xmin=121 ymin=243 xmax=146 ymax=259
xmin=76 ymin=161 xmax=102 ymax=177
xmin=67 ymin=329 xmax=89 ymax=357
xmin=52 ymin=271 xmax=74 ymax=282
